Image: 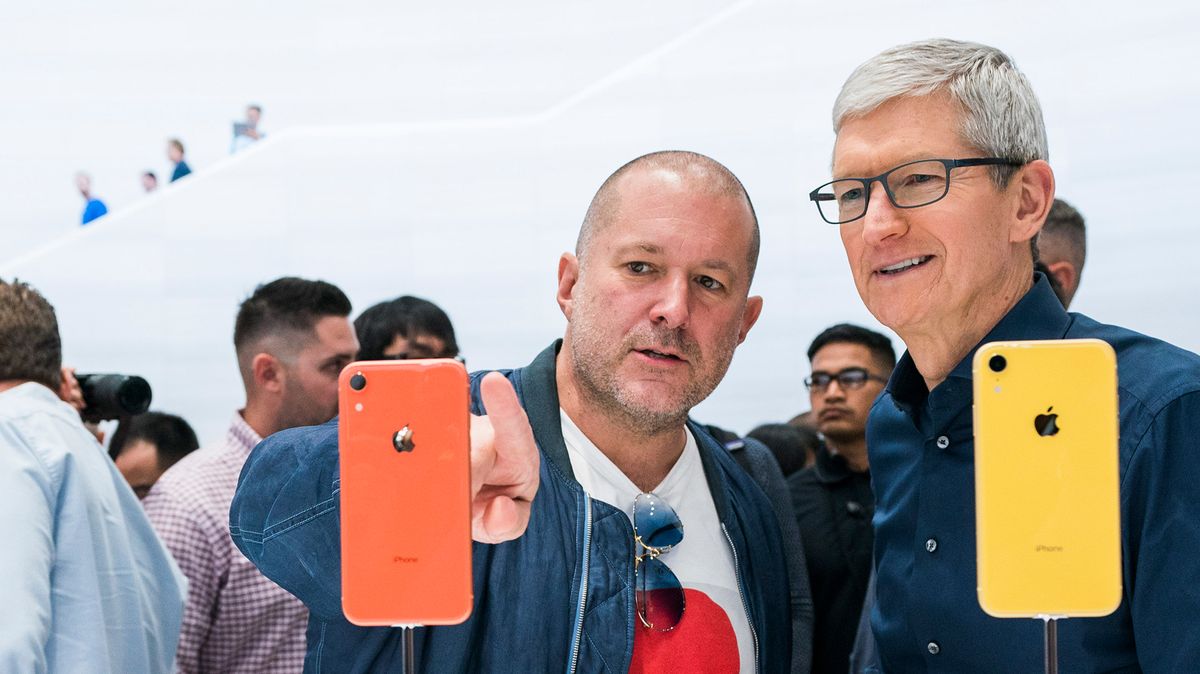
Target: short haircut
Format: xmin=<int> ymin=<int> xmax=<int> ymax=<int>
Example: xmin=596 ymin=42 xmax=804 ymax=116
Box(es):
xmin=248 ymin=104 xmax=262 ymax=114
xmin=747 ymin=422 xmax=819 ymax=478
xmin=834 ymin=39 xmax=1047 ymax=189
xmin=1040 ymin=198 xmax=1086 ymax=272
xmin=108 ymin=411 xmax=200 ymax=470
xmin=0 ymin=279 xmax=62 ymax=390
xmin=233 ymin=277 xmax=352 ymax=364
xmin=143 ymin=171 xmax=157 ymax=180
xmin=168 ymin=138 xmax=186 ymax=155
xmin=354 ymin=295 xmax=459 ymax=360
xmin=576 ymin=150 xmax=761 ymax=283
xmin=807 ymin=322 xmax=897 ymax=372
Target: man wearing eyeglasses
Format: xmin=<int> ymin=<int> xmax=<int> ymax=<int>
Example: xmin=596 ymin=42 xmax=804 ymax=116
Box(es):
xmin=788 ymin=324 xmax=893 ymax=674
xmin=231 ymin=151 xmax=795 ymax=673
xmin=812 ymin=39 xmax=1200 ymax=671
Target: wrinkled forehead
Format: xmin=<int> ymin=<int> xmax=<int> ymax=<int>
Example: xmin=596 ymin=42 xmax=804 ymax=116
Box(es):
xmin=831 ymin=93 xmax=971 ymax=177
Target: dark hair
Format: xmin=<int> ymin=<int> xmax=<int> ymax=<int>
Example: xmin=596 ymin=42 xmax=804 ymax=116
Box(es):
xmin=233 ymin=277 xmax=352 ymax=355
xmin=747 ymin=422 xmax=819 ymax=478
xmin=108 ymin=411 xmax=200 ymax=470
xmin=248 ymin=104 xmax=263 ymax=114
xmin=807 ymin=322 xmax=896 ymax=371
xmin=1040 ymin=198 xmax=1086 ymax=269
xmin=354 ymin=296 xmax=459 ymax=360
xmin=0 ymin=279 xmax=61 ymax=390
xmin=143 ymin=171 xmax=157 ymax=180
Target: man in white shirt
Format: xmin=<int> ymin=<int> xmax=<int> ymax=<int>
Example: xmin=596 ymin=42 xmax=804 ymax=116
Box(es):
xmin=0 ymin=278 xmax=186 ymax=673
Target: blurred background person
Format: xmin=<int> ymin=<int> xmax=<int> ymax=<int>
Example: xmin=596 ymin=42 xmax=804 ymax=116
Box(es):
xmin=142 ymin=276 xmax=357 ymax=673
xmin=142 ymin=171 xmax=159 ymax=193
xmin=790 ymin=323 xmax=894 ymax=674
xmin=353 ymin=294 xmax=460 ymax=360
xmin=1037 ymin=197 xmax=1087 ymax=308
xmin=230 ymin=104 xmax=265 ymax=154
xmin=747 ymin=421 xmax=818 ymax=477
xmin=0 ymin=278 xmax=184 ymax=673
xmin=167 ymin=138 xmax=191 ymax=182
xmin=108 ymin=411 xmax=200 ymax=499
xmin=75 ymin=172 xmax=107 ymax=225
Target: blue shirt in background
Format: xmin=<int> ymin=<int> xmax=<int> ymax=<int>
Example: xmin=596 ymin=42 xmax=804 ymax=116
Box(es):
xmin=0 ymin=382 xmax=186 ymax=673
xmin=170 ymin=161 xmax=191 ymax=182
xmin=80 ymin=197 xmax=107 ymax=225
xmin=868 ymin=275 xmax=1200 ymax=672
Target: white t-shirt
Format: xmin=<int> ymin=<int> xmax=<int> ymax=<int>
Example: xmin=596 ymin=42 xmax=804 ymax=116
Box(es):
xmin=561 ymin=410 xmax=754 ymax=673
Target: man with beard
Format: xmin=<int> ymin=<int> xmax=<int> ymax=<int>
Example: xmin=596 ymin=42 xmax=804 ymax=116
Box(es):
xmin=230 ymin=151 xmax=795 ymax=672
xmin=788 ymin=323 xmax=893 ymax=674
xmin=144 ymin=277 xmax=359 ymax=673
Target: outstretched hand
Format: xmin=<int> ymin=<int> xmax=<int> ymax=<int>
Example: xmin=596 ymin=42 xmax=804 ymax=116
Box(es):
xmin=469 ymin=372 xmax=540 ymax=544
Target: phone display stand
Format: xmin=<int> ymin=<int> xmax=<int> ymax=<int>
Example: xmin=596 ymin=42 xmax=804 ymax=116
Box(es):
xmin=1037 ymin=614 xmax=1064 ymax=674
xmin=395 ymin=624 xmax=418 ymax=674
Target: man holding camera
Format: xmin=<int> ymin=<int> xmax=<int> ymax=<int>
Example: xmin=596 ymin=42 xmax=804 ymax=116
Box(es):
xmin=816 ymin=39 xmax=1200 ymax=670
xmin=231 ymin=151 xmax=796 ymax=671
xmin=143 ymin=277 xmax=360 ymax=673
xmin=0 ymin=279 xmax=185 ymax=673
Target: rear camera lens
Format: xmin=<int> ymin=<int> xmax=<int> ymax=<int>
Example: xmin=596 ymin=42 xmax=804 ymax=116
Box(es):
xmin=988 ymin=355 xmax=1007 ymax=373
xmin=349 ymin=373 xmax=367 ymax=391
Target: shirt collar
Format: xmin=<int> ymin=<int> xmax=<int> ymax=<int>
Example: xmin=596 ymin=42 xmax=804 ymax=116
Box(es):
xmin=887 ymin=273 xmax=1072 ymax=414
xmin=229 ymin=410 xmax=264 ymax=456
xmin=813 ymin=441 xmax=864 ymax=484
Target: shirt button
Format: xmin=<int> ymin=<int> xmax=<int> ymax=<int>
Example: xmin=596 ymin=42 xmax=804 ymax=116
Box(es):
xmin=936 ymin=435 xmax=950 ymax=449
xmin=927 ymin=641 xmax=940 ymax=655
xmin=925 ymin=538 xmax=938 ymax=553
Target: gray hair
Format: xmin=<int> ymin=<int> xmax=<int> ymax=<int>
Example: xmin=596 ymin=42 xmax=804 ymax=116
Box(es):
xmin=833 ymin=39 xmax=1048 ymax=187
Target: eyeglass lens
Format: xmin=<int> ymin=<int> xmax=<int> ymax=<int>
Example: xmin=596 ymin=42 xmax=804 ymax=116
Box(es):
xmin=817 ymin=159 xmax=950 ymax=223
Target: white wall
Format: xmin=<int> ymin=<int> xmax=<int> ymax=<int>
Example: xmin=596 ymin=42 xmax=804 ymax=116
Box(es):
xmin=3 ymin=0 xmax=1199 ymax=443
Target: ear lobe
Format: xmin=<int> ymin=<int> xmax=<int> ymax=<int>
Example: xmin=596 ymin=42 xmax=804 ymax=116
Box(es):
xmin=556 ymin=253 xmax=580 ymax=320
xmin=736 ymin=296 xmax=764 ymax=345
xmin=1011 ymin=159 xmax=1055 ymax=244
xmin=252 ymin=353 xmax=284 ymax=393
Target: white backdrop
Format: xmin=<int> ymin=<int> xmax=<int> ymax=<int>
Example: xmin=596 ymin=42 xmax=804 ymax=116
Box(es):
xmin=3 ymin=0 xmax=1199 ymax=443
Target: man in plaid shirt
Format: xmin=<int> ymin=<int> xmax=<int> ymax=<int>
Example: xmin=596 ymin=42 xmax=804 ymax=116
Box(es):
xmin=143 ymin=277 xmax=360 ymax=673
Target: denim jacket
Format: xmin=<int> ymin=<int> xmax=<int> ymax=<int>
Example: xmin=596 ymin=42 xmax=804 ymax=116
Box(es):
xmin=230 ymin=342 xmax=792 ymax=673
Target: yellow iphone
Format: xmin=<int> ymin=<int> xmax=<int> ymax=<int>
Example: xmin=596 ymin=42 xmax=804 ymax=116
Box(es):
xmin=973 ymin=339 xmax=1121 ymax=618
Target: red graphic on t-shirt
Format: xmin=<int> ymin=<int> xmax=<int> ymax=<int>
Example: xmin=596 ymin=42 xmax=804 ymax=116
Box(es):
xmin=630 ymin=589 xmax=739 ymax=673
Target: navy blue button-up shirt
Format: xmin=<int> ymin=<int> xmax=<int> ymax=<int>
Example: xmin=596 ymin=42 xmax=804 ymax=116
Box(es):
xmin=868 ymin=276 xmax=1200 ymax=672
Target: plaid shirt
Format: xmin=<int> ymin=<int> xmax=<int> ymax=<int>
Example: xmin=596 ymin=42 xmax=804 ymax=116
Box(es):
xmin=143 ymin=413 xmax=307 ymax=673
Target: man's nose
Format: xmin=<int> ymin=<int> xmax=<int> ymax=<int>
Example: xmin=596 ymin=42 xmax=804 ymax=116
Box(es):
xmin=861 ymin=182 xmax=909 ymax=246
xmin=652 ymin=275 xmax=691 ymax=330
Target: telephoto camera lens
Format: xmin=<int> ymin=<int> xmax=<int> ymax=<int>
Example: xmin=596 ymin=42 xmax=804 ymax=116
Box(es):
xmin=76 ymin=374 xmax=152 ymax=422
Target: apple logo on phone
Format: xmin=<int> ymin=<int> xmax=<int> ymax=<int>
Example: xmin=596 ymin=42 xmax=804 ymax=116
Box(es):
xmin=1034 ymin=406 xmax=1060 ymax=437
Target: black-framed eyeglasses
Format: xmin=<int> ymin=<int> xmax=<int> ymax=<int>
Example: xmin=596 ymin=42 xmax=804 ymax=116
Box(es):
xmin=809 ymin=157 xmax=1024 ymax=225
xmin=804 ymin=367 xmax=888 ymax=393
xmin=633 ymin=492 xmax=685 ymax=631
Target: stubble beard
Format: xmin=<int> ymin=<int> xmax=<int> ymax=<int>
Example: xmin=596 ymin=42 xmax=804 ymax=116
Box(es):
xmin=568 ymin=305 xmax=739 ymax=437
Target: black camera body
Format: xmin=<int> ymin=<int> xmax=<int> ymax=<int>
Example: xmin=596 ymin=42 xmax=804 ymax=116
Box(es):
xmin=76 ymin=374 xmax=152 ymax=422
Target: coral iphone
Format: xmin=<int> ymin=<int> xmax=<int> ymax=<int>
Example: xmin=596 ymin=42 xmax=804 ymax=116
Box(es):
xmin=338 ymin=359 xmax=473 ymax=626
xmin=973 ymin=339 xmax=1122 ymax=618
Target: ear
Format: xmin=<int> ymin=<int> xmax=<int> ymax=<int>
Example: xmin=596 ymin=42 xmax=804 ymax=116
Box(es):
xmin=736 ymin=296 xmax=764 ymax=345
xmin=1009 ymin=159 xmax=1055 ymax=245
xmin=1046 ymin=260 xmax=1078 ymax=298
xmin=556 ymin=253 xmax=580 ymax=320
xmin=252 ymin=352 xmax=285 ymax=394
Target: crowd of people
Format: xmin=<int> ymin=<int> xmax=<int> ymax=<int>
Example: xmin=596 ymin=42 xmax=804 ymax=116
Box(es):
xmin=74 ymin=104 xmax=266 ymax=226
xmin=5 ymin=38 xmax=1199 ymax=674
